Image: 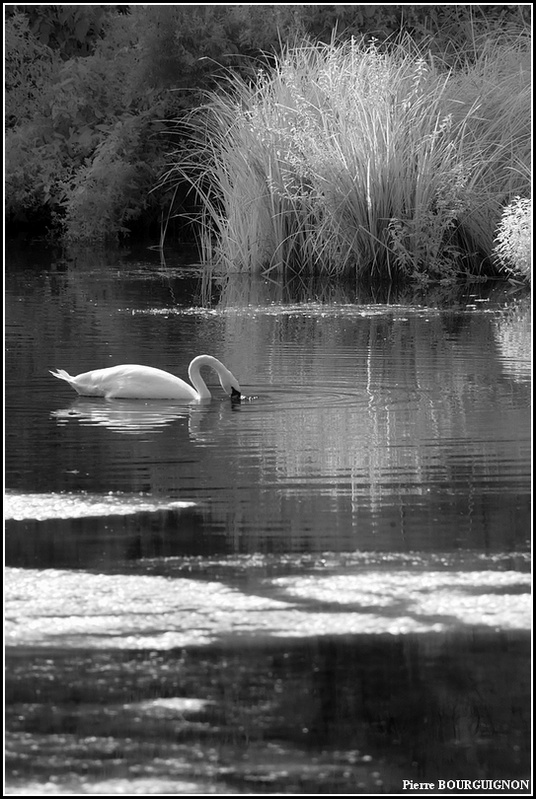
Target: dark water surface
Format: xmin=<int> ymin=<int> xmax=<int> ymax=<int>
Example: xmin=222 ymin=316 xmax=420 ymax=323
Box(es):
xmin=5 ymin=243 xmax=531 ymax=794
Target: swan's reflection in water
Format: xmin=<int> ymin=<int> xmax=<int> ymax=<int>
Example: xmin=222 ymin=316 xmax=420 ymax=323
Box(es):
xmin=51 ymin=398 xmax=206 ymax=436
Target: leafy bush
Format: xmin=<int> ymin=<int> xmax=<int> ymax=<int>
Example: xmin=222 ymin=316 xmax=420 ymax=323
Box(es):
xmin=5 ymin=8 xmax=166 ymax=239
xmin=5 ymin=4 xmax=531 ymax=248
xmin=5 ymin=12 xmax=63 ymax=225
xmin=493 ymin=198 xmax=532 ymax=280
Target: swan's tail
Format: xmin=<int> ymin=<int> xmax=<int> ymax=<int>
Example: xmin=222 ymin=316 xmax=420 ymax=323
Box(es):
xmin=50 ymin=368 xmax=75 ymax=384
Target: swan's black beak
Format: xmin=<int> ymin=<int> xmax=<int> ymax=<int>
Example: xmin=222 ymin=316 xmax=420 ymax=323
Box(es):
xmin=231 ymin=387 xmax=241 ymax=403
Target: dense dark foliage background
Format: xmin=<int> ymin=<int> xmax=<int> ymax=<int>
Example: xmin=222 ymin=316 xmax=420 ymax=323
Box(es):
xmin=4 ymin=4 xmax=531 ymax=243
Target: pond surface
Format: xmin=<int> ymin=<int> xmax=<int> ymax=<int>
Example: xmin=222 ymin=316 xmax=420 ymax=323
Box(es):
xmin=4 ymin=242 xmax=531 ymax=794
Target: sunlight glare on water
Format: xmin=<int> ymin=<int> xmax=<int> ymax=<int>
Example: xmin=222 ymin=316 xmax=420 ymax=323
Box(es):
xmin=5 ymin=565 xmax=530 ymax=649
xmin=4 ymin=491 xmax=195 ymax=521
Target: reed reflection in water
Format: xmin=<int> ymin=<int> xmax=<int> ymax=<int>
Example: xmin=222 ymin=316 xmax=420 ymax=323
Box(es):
xmin=5 ymin=257 xmax=531 ymax=561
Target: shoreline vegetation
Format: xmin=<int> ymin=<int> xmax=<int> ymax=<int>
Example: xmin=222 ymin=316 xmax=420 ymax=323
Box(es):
xmin=5 ymin=5 xmax=531 ymax=282
xmin=164 ymin=36 xmax=530 ymax=282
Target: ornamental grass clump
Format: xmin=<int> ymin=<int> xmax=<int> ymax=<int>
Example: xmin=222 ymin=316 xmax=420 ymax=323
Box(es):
xmin=441 ymin=35 xmax=531 ymax=263
xmin=165 ymin=36 xmax=530 ymax=280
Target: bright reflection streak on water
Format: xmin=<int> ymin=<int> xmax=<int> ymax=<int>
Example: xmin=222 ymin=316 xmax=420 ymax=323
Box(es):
xmin=4 ymin=491 xmax=195 ymax=520
xmin=5 ymin=565 xmax=531 ymax=649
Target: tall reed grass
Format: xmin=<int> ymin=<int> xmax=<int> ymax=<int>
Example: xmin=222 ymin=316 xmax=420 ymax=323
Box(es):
xmin=163 ymin=36 xmax=530 ymax=280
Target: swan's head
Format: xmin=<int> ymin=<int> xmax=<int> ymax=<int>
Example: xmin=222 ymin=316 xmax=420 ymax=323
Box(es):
xmin=219 ymin=368 xmax=241 ymax=399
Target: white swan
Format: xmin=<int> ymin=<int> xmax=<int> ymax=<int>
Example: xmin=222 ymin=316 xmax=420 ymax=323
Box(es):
xmin=50 ymin=355 xmax=241 ymax=401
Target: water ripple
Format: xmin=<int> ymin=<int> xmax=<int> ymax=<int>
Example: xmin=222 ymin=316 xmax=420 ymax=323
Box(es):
xmin=51 ymin=399 xmax=192 ymax=435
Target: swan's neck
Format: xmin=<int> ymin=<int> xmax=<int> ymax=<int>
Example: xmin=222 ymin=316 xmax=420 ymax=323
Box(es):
xmin=188 ymin=355 xmax=221 ymax=400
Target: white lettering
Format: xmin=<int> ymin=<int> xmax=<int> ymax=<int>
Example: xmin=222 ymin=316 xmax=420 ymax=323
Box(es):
xmin=436 ymin=779 xmax=531 ymax=791
xmin=402 ymin=780 xmax=435 ymax=790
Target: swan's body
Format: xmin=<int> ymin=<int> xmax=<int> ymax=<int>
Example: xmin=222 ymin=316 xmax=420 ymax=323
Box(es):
xmin=50 ymin=355 xmax=241 ymax=401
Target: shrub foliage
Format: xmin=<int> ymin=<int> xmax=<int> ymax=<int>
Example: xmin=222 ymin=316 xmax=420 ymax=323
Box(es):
xmin=5 ymin=3 xmax=531 ymax=278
